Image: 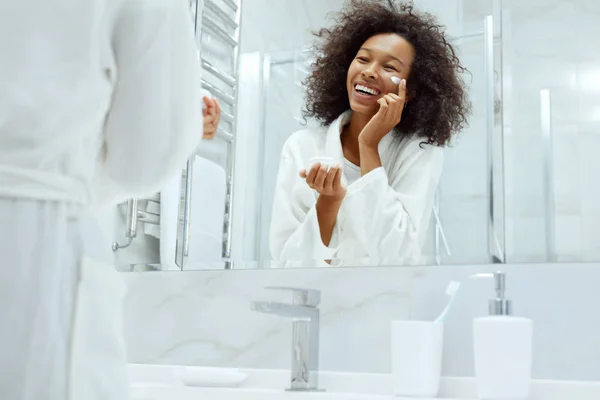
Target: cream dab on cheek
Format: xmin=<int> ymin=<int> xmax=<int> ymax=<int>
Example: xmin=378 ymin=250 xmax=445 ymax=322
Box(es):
xmin=391 ymin=76 xmax=402 ymax=85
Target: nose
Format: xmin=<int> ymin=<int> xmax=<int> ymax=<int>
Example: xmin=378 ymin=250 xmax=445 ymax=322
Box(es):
xmin=361 ymin=66 xmax=378 ymax=80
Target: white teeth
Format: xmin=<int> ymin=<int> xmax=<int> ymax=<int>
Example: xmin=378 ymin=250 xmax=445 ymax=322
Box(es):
xmin=355 ymin=84 xmax=379 ymax=96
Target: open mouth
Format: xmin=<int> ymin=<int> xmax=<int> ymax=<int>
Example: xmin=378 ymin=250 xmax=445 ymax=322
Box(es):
xmin=354 ymin=83 xmax=381 ymax=96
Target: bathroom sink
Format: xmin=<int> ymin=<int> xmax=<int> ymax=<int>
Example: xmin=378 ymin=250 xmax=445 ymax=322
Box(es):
xmin=129 ymin=364 xmax=600 ymax=400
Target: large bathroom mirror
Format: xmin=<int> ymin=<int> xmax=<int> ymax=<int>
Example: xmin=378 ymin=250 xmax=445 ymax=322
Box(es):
xmin=109 ymin=0 xmax=600 ymax=271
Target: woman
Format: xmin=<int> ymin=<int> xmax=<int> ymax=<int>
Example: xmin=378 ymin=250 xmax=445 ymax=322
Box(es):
xmin=0 ymin=0 xmax=219 ymax=399
xmin=270 ymin=0 xmax=470 ymax=266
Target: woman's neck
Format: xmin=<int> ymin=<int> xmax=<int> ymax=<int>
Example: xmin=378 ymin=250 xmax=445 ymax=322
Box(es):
xmin=341 ymin=112 xmax=372 ymax=166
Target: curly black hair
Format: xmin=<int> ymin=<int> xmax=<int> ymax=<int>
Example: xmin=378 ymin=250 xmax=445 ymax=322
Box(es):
xmin=302 ymin=0 xmax=471 ymax=146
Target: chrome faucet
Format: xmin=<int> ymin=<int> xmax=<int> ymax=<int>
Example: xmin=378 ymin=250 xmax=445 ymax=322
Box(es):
xmin=251 ymin=286 xmax=321 ymax=392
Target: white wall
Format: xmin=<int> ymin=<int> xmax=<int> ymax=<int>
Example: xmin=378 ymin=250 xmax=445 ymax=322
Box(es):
xmin=239 ymin=0 xmax=346 ymax=54
xmin=502 ymin=0 xmax=600 ymax=263
xmin=123 ymin=262 xmax=600 ymax=381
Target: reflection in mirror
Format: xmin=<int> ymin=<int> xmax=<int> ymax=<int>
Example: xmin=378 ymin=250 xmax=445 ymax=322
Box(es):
xmin=111 ymin=0 xmax=600 ymax=271
xmin=267 ymin=2 xmax=471 ymax=268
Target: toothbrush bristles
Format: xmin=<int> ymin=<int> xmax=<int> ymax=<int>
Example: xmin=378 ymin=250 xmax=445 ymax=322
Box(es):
xmin=446 ymin=281 xmax=461 ymax=295
xmin=434 ymin=281 xmax=462 ymax=323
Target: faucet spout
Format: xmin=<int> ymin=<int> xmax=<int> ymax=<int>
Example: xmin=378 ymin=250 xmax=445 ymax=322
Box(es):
xmin=250 ymin=288 xmax=322 ymax=392
xmin=250 ymin=301 xmax=316 ymax=321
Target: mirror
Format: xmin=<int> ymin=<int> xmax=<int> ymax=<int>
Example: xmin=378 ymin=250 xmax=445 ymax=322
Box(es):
xmin=108 ymin=0 xmax=600 ymax=271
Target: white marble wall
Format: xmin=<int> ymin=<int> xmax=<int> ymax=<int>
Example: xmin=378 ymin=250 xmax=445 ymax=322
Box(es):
xmin=123 ymin=262 xmax=600 ymax=381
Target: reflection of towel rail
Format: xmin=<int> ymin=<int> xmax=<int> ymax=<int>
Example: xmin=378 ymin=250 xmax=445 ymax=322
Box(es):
xmin=137 ymin=210 xmax=159 ymax=225
xmin=221 ymin=0 xmax=238 ymax=12
xmin=205 ymin=0 xmax=238 ymax=29
xmin=220 ymin=110 xmax=234 ymax=124
xmin=176 ymin=0 xmax=242 ymax=270
xmin=112 ymin=198 xmax=160 ymax=252
xmin=112 ymin=1 xmax=241 ymax=263
xmin=202 ymin=60 xmax=236 ymax=87
xmin=201 ymin=79 xmax=235 ymax=106
xmin=112 ymin=199 xmax=138 ymax=251
xmin=202 ymin=17 xmax=236 ymax=47
xmin=216 ymin=128 xmax=234 ymax=143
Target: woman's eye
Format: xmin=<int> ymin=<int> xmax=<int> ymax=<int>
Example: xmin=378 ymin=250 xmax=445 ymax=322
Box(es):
xmin=357 ymin=57 xmax=368 ymax=62
xmin=385 ymin=65 xmax=398 ymax=71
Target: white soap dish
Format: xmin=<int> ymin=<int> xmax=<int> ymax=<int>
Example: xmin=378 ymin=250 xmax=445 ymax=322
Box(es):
xmin=173 ymin=366 xmax=248 ymax=388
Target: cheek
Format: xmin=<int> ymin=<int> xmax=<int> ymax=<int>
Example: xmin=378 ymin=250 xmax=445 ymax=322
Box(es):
xmin=380 ymin=72 xmax=399 ymax=93
xmin=347 ymin=62 xmax=361 ymax=81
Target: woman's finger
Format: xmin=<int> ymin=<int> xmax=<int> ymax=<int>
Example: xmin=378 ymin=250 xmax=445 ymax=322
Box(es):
xmin=299 ymin=169 xmax=308 ymax=179
xmin=210 ymin=101 xmax=218 ymax=119
xmin=383 ymin=94 xmax=398 ymax=105
xmin=332 ymin=166 xmax=343 ymax=191
xmin=202 ymin=97 xmax=211 ymax=117
xmin=202 ymin=126 xmax=216 ymax=139
xmin=384 ymin=93 xmax=404 ymax=123
xmin=213 ymin=104 xmax=221 ymax=128
xmin=203 ymin=96 xmax=214 ymax=111
xmin=323 ymin=165 xmax=338 ymax=190
xmin=306 ymin=163 xmax=320 ymax=184
xmin=397 ymin=78 xmax=407 ymax=97
xmin=313 ymin=165 xmax=328 ymax=189
xmin=375 ymin=97 xmax=389 ymax=119
xmin=205 ymin=97 xmax=218 ymax=118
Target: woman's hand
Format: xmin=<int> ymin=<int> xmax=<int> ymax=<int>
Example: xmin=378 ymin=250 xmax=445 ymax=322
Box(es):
xmin=358 ymin=78 xmax=407 ymax=148
xmin=202 ymin=96 xmax=221 ymax=140
xmin=300 ymin=163 xmax=346 ymax=201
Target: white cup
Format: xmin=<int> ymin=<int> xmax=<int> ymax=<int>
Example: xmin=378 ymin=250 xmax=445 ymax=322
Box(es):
xmin=306 ymin=156 xmax=335 ymax=173
xmin=390 ymin=320 xmax=444 ymax=397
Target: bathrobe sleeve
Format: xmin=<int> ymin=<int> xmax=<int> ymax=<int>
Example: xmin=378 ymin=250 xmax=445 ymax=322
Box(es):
xmin=340 ymin=144 xmax=444 ymax=263
xmin=94 ymin=0 xmax=203 ymax=206
xmin=269 ymin=140 xmax=342 ymax=262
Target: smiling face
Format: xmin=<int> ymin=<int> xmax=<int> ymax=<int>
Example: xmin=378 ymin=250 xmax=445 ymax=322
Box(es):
xmin=346 ymin=33 xmax=415 ymax=117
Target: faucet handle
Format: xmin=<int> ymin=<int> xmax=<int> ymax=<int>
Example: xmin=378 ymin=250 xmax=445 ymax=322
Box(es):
xmin=264 ymin=286 xmax=321 ymax=307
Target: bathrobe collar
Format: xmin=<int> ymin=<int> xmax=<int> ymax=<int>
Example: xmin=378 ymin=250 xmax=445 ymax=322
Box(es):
xmin=325 ymin=110 xmax=395 ymax=170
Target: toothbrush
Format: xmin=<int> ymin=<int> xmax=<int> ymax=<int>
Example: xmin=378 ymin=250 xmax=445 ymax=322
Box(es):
xmin=432 ymin=204 xmax=451 ymax=257
xmin=434 ymin=281 xmax=461 ymax=323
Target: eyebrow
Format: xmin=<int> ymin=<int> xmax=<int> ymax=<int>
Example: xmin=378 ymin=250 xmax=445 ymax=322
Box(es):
xmin=360 ymin=47 xmax=406 ymax=67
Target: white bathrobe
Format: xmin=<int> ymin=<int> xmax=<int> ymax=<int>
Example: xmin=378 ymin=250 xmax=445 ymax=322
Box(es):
xmin=0 ymin=0 xmax=203 ymax=399
xmin=270 ymin=111 xmax=444 ymax=267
